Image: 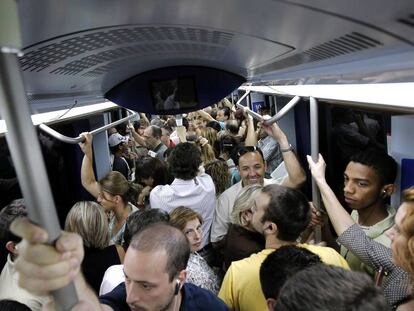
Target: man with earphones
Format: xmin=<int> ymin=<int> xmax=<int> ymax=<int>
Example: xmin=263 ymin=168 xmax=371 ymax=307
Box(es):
xmin=10 ymin=222 xmax=228 ymax=311
xmin=338 ymin=148 xmax=397 ymax=277
xmin=218 ymin=184 xmax=349 ymax=311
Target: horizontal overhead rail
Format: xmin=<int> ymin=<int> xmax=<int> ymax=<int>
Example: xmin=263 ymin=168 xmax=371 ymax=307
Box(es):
xmin=239 ymin=83 xmax=414 ymax=113
xmin=39 ymin=109 xmax=137 ymax=144
xmin=235 ymin=90 xmax=300 ymax=124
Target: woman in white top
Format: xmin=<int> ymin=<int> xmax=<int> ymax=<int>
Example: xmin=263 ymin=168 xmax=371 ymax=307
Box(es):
xmin=170 ymin=206 xmax=221 ymax=294
xmin=79 ymin=132 xmax=139 ymax=245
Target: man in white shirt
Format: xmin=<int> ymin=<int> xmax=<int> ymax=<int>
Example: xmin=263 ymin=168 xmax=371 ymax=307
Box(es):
xmin=210 ymin=120 xmax=306 ymax=243
xmin=150 ymin=142 xmax=216 ymax=248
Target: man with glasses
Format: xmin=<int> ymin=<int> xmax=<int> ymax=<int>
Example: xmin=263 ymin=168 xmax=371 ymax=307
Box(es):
xmin=211 ymin=120 xmax=306 ymax=243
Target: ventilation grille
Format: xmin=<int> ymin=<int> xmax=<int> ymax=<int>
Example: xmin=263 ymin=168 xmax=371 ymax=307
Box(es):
xmin=253 ymin=32 xmax=383 ymax=75
xmin=397 ymin=14 xmax=414 ymax=28
xmin=19 ymin=26 xmax=234 ymax=73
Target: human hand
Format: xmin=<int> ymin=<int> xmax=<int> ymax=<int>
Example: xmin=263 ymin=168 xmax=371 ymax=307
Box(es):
xmin=11 ymin=218 xmax=84 ymax=296
xmin=261 ymin=115 xmax=287 ymax=142
xmin=308 ymin=202 xmax=326 ymax=228
xmin=78 ymin=132 xmax=93 ymax=155
xmin=306 ymin=153 xmax=327 ymax=183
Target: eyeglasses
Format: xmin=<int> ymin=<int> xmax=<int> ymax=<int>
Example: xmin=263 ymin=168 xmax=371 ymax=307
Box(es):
xmin=184 ymin=225 xmax=202 ymax=238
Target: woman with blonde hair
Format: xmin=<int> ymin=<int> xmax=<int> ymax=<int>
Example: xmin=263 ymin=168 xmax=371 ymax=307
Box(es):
xmin=65 ymin=201 xmax=124 ymax=294
xmin=221 ymin=184 xmax=265 ymax=271
xmin=79 ymin=133 xmax=139 ymax=245
xmin=170 ymin=206 xmax=221 ymax=294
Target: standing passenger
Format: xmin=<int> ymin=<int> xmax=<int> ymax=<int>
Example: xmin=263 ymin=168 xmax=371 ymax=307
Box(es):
xmin=150 ymin=142 xmax=216 ymax=250
xmin=211 ymin=119 xmax=306 ymax=243
xmin=108 ymin=132 xmax=131 ymax=180
xmin=79 ymin=133 xmax=139 ymax=245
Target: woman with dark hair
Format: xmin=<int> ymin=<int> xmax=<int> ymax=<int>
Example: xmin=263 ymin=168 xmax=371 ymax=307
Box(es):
xmin=135 ymin=156 xmax=170 ymax=208
xmin=79 ymin=133 xmax=140 ymax=245
xmin=65 ymin=201 xmax=123 ymax=294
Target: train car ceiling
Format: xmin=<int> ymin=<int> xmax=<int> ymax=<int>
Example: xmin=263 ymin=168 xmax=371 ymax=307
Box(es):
xmin=14 ymin=0 xmax=414 ymax=112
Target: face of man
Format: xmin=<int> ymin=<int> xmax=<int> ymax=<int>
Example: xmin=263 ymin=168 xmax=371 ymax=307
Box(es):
xmin=124 ymin=248 xmax=178 ymax=311
xmin=238 ymin=152 xmax=266 ymax=187
xmin=143 ymin=127 xmax=158 ymax=150
xmin=160 ymin=128 xmax=170 ymax=147
xmin=343 ymin=162 xmax=383 ymax=211
xmin=251 ymin=191 xmax=271 ymax=234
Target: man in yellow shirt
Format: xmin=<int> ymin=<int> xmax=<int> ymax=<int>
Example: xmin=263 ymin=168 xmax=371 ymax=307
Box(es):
xmin=218 ymin=184 xmax=349 ymax=311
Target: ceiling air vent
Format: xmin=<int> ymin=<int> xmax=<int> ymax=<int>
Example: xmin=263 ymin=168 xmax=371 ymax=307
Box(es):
xmin=18 ymin=26 xmax=233 ymax=74
xmin=397 ymin=14 xmax=414 ymax=28
xmin=252 ymin=32 xmax=382 ymax=75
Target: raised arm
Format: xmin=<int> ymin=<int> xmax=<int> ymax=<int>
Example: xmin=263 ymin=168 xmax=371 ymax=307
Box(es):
xmin=306 ymin=154 xmax=355 ymax=236
xmin=10 ymin=219 xmax=107 ymax=310
xmin=262 ymin=119 xmax=306 ymax=188
xmin=195 ymin=109 xmax=215 ymax=122
xmin=79 ymin=133 xmax=100 ymax=198
xmin=243 ymin=108 xmax=257 ymax=147
xmin=128 ymin=123 xmax=147 ymax=147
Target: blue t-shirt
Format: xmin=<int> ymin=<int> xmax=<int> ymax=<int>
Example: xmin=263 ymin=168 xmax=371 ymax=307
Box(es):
xmin=99 ymin=282 xmax=229 ymax=311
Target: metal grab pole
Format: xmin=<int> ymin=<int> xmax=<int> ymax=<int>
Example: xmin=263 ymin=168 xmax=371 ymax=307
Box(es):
xmin=263 ymin=96 xmax=300 ymax=125
xmin=235 ymin=90 xmax=264 ymax=121
xmin=310 ymin=97 xmax=322 ymax=243
xmin=0 ymin=52 xmax=78 ymax=310
xmin=39 ymin=110 xmax=138 ymax=144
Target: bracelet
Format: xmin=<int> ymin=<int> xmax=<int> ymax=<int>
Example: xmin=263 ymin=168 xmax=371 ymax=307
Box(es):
xmin=280 ymin=144 xmax=294 ymax=153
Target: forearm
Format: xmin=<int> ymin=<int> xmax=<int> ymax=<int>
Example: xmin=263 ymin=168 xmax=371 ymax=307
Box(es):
xmin=74 ymin=273 xmax=105 ymax=310
xmin=130 ymin=128 xmax=146 ymax=146
xmin=278 ymin=134 xmax=306 ymax=188
xmin=315 ymin=179 xmax=355 ymax=236
xmin=81 ymin=154 xmax=99 ymax=198
xmin=196 ymin=109 xmax=214 ymax=122
xmin=139 ymin=112 xmax=149 ymax=125
xmin=244 ymin=118 xmax=257 ymax=146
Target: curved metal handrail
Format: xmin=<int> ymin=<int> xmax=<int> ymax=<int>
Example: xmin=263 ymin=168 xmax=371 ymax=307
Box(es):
xmin=39 ymin=109 xmax=138 ymax=144
xmin=263 ymin=95 xmax=300 ymax=125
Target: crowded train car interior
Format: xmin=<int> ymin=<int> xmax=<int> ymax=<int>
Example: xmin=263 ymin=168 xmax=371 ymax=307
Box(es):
xmin=1 ymin=0 xmax=414 ymax=310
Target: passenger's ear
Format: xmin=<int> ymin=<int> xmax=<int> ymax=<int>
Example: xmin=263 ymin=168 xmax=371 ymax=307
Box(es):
xmin=5 ymin=241 xmax=18 ymax=256
xmin=266 ymin=298 xmax=277 ymax=311
xmin=382 ymin=184 xmax=396 ymax=198
xmin=177 ymin=269 xmax=187 ymax=284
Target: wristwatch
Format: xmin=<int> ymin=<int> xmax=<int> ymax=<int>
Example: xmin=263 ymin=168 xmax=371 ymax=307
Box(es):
xmin=280 ymin=144 xmax=294 ymax=153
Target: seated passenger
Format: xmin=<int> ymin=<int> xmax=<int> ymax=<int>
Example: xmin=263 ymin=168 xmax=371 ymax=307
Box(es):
xmin=108 ymin=132 xmax=131 ymax=180
xmin=222 ymin=184 xmax=265 ymax=271
xmin=170 ymin=207 xmax=221 ymax=294
xmin=259 ymin=245 xmax=322 ymax=311
xmin=218 ymin=184 xmax=348 ymax=311
xmin=150 ymin=142 xmax=216 ymax=250
xmin=308 ymin=154 xmax=413 ymax=308
xmin=99 ymin=209 xmax=170 ymax=295
xmin=276 ymin=265 xmax=388 ymax=311
xmin=79 ymin=133 xmax=139 ymax=245
xmin=0 ymin=200 xmax=50 ymax=310
xmin=64 ymin=201 xmax=124 ymax=294
xmin=211 ymin=118 xmax=307 ymax=244
xmin=12 ymin=223 xmax=229 ymax=311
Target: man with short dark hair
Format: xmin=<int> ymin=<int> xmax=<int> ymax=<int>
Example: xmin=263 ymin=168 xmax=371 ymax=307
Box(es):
xmin=0 ymin=200 xmax=49 ymax=310
xmin=108 ymin=132 xmax=131 ymax=180
xmin=150 ymin=142 xmax=216 ymax=249
xmin=275 ymin=265 xmax=388 ymax=311
xmin=211 ymin=120 xmax=306 ymax=243
xmin=11 ymin=222 xmax=229 ymax=311
xmin=218 ymin=184 xmax=349 ymax=311
xmin=130 ymin=124 xmax=167 ymax=160
xmin=259 ymin=245 xmax=322 ymax=311
xmin=341 ymin=148 xmax=397 ymax=276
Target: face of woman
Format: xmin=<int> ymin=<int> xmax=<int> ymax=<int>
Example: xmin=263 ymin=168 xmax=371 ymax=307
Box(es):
xmin=97 ymin=190 xmax=117 ymax=212
xmin=183 ymin=218 xmax=203 ymax=252
xmin=386 ymin=203 xmax=409 ymax=268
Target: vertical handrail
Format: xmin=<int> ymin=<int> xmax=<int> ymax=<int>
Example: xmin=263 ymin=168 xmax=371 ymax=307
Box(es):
xmin=0 ymin=53 xmax=78 ymax=309
xmin=310 ymin=97 xmax=322 ymax=243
